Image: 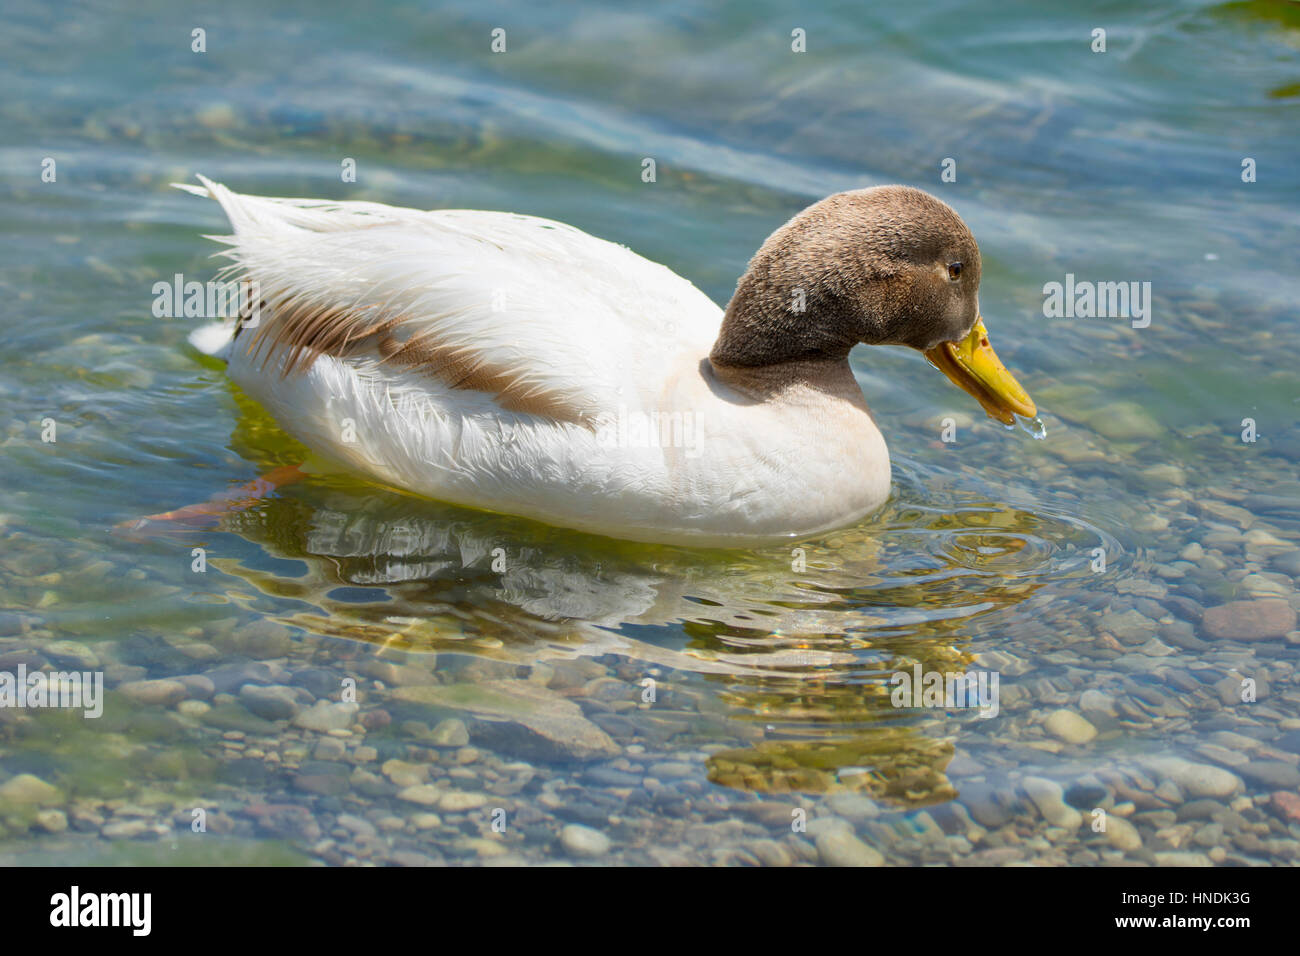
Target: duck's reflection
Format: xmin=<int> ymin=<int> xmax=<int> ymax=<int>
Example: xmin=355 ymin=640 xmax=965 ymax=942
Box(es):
xmin=212 ymin=461 xmax=1113 ymax=805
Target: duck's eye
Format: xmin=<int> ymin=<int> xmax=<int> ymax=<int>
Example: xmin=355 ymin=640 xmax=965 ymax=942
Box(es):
xmin=947 ymin=262 xmax=963 ymax=281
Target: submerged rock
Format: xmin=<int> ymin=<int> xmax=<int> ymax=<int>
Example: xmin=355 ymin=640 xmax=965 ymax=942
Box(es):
xmin=239 ymin=684 xmax=300 ymax=721
xmin=429 ymin=718 xmax=469 ymax=747
xmin=1104 ymin=815 xmax=1142 ymax=852
xmin=293 ymin=761 xmax=350 ymax=796
xmin=393 ymin=679 xmax=619 ymax=762
xmin=1045 ymin=709 xmax=1097 ymax=745
xmin=1238 ymin=761 xmax=1300 ymax=790
xmin=1201 ymin=599 xmax=1295 ymax=641
xmin=560 ymin=823 xmax=611 ymax=858
xmin=0 ymin=773 xmax=64 ymax=806
xmin=1269 ymin=791 xmax=1300 ymax=824
xmin=1146 ymin=757 xmax=1242 ymax=798
xmin=42 ymin=640 xmax=99 ymax=669
xmin=117 ymin=678 xmax=187 ymax=707
xmin=1086 ymin=401 xmax=1162 ymax=441
xmin=1022 ymin=776 xmax=1083 ymax=829
xmin=396 ymin=784 xmax=443 ymax=807
xmin=292 ymin=700 xmax=358 ymax=732
xmin=35 ymin=809 xmax=68 ymax=833
xmin=815 ymin=826 xmax=884 ymax=867
xmin=439 ymin=791 xmax=490 ymax=812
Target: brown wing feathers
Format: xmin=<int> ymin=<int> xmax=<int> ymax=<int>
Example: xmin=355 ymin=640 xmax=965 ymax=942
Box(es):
xmin=240 ymin=291 xmax=591 ymax=425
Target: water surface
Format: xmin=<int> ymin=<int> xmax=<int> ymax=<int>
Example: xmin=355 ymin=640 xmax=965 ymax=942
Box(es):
xmin=1 ymin=0 xmax=1298 ymax=865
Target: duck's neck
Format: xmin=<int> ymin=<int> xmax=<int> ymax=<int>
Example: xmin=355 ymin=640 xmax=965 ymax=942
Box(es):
xmin=709 ymin=297 xmax=860 ymax=371
xmin=706 ymin=352 xmax=869 ymax=411
xmin=708 ymin=289 xmax=866 ymax=403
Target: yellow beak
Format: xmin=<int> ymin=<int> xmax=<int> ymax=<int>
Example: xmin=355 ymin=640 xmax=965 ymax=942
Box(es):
xmin=923 ymin=318 xmax=1036 ymax=426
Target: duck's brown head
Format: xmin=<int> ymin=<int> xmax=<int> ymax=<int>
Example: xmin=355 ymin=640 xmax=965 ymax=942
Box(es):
xmin=709 ymin=185 xmax=1035 ymax=425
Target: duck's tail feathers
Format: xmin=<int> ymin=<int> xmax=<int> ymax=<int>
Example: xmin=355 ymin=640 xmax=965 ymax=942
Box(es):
xmin=172 ymin=174 xmax=414 ymax=238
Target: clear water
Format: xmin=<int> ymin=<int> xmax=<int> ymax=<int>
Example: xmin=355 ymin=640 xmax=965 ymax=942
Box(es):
xmin=1 ymin=0 xmax=1298 ymax=865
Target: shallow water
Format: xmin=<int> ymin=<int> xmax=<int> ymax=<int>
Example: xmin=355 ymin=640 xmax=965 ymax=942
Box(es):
xmin=1 ymin=0 xmax=1298 ymax=865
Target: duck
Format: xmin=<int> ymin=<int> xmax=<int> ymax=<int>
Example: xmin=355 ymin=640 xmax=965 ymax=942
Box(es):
xmin=173 ymin=176 xmax=1036 ymax=548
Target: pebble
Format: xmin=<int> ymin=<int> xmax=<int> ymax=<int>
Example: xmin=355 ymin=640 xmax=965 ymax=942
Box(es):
xmin=1176 ymin=799 xmax=1227 ymax=822
xmin=1079 ymin=689 xmax=1117 ymax=717
xmin=230 ymin=620 xmax=293 ymax=657
xmin=460 ymin=837 xmax=509 ymax=858
xmin=1208 ymin=730 xmax=1260 ymax=751
xmin=1141 ymin=463 xmax=1185 ymax=487
xmin=1147 ymin=758 xmax=1242 ymax=798
xmin=381 ymin=759 xmax=428 ymax=788
xmin=1088 ymin=402 xmax=1161 ymax=441
xmin=962 ymin=786 xmax=1013 ymax=828
xmin=1154 ymin=780 xmax=1183 ymax=803
xmin=560 ymin=824 xmax=611 ymax=858
xmin=292 ymin=668 xmax=343 ymax=698
xmin=203 ymin=662 xmax=274 ymax=694
xmin=117 ymin=678 xmax=186 ymax=707
xmin=314 ymin=738 xmax=347 ymax=761
xmin=647 ymin=761 xmax=694 ymax=779
xmin=336 ymin=814 xmax=377 ymax=838
xmin=1201 ymin=599 xmax=1296 ymax=640
xmin=35 ymin=809 xmax=68 ymax=833
xmin=1100 ymin=609 xmax=1155 ymax=644
xmin=1022 ymin=776 xmax=1083 ymax=829
xmin=101 ymin=820 xmax=150 ymax=839
xmin=824 ymin=793 xmax=879 ymax=821
xmin=815 ymin=826 xmax=884 ymax=867
xmin=1238 ymin=761 xmax=1300 ymax=790
xmin=394 ymin=679 xmax=619 ymax=761
xmin=396 ymin=785 xmax=443 ymax=807
xmin=438 ymin=791 xmax=489 ymax=812
xmin=202 ymin=702 xmax=277 ymax=734
xmin=292 ymin=700 xmax=359 ymax=732
xmin=177 ymin=675 xmax=216 ymax=700
xmin=1044 ymin=709 xmax=1097 ymax=745
xmin=1269 ymin=791 xmax=1300 ymax=824
xmin=748 ymin=839 xmax=795 ymax=867
xmin=293 ymin=762 xmax=350 ymax=796
xmin=1104 ymin=815 xmax=1142 ymax=851
xmin=360 ymin=659 xmax=434 ymax=688
xmin=239 ymin=684 xmax=300 ymax=721
xmin=1065 ymin=781 xmax=1108 ymax=810
xmin=0 ymin=774 xmax=64 ymax=806
xmin=43 ymin=640 xmax=99 ymax=669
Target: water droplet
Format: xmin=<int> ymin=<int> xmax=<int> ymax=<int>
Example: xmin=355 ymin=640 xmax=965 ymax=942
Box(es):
xmin=1016 ymin=414 xmax=1047 ymax=440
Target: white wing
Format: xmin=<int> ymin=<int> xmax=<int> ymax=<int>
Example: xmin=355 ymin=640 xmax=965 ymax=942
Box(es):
xmin=182 ymin=176 xmax=722 ymax=425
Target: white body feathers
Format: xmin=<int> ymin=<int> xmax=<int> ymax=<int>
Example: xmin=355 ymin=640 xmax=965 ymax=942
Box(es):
xmin=183 ymin=177 xmax=891 ymax=546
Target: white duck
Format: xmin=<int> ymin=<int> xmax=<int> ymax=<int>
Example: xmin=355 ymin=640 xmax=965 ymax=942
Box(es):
xmin=175 ymin=176 xmax=1036 ymax=547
